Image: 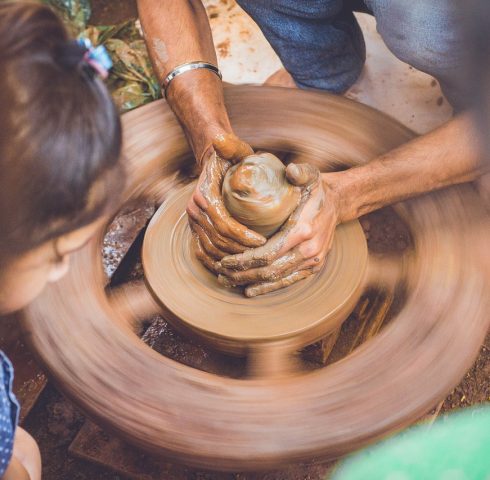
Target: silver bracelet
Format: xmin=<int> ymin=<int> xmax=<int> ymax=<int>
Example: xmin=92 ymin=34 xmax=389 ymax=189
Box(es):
xmin=162 ymin=61 xmax=222 ymax=98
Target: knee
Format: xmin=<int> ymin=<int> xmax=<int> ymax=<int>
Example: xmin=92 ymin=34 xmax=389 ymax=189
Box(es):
xmin=373 ymin=1 xmax=465 ymax=78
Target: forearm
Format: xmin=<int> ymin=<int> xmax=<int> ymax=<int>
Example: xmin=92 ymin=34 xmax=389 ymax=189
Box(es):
xmin=326 ymin=113 xmax=485 ymax=222
xmin=137 ymin=0 xmax=232 ymax=161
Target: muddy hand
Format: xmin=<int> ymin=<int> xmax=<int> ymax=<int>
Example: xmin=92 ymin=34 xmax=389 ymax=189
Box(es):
xmin=187 ymin=133 xmax=266 ymax=265
xmin=219 ymin=163 xmax=339 ymax=296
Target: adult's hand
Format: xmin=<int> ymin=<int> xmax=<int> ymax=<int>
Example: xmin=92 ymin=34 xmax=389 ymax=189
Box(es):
xmin=218 ymin=164 xmax=340 ymax=297
xmin=139 ymin=0 xmax=267 ymax=259
xmin=187 ymin=133 xmax=266 ymax=271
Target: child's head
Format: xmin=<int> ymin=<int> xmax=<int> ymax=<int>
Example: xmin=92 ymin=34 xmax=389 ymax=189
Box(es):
xmin=0 ymin=2 xmax=124 ymax=313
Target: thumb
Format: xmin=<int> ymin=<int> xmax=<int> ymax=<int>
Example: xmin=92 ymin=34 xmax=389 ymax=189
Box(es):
xmin=212 ymin=133 xmax=254 ymax=163
xmin=286 ymin=163 xmax=320 ymax=187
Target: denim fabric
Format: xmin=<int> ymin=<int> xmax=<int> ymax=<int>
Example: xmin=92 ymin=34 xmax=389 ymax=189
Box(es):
xmin=365 ymin=0 xmax=467 ymax=108
xmin=236 ymin=0 xmax=366 ymax=93
xmin=237 ymin=0 xmax=467 ymax=107
xmin=0 ymin=351 xmax=19 ymax=476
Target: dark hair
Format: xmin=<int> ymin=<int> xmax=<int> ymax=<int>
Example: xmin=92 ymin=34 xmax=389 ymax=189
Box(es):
xmin=0 ymin=2 xmax=124 ymax=263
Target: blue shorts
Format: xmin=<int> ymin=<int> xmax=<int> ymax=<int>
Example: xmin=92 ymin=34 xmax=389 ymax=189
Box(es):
xmin=236 ymin=0 xmax=467 ymax=108
xmin=0 ymin=351 xmax=19 ymax=476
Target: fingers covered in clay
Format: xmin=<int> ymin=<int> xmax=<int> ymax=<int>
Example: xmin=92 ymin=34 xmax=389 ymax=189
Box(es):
xmin=220 ymin=231 xmax=290 ymax=270
xmin=212 ymin=133 xmax=254 ymax=163
xmin=191 ymin=235 xmax=223 ymax=275
xmin=244 ymin=267 xmax=320 ymax=297
xmin=201 ymin=199 xmax=266 ymax=248
xmin=187 ymin=209 xmax=246 ymax=254
xmin=218 ymin=247 xmax=305 ymax=287
xmin=186 ymin=150 xmax=266 ymax=253
xmin=188 ymin=220 xmax=229 ymax=259
xmin=285 ymin=163 xmax=320 ymax=188
xmin=218 ymin=234 xmax=331 ymax=289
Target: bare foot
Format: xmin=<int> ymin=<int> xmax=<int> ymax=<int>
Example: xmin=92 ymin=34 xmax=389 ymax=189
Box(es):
xmin=264 ymin=68 xmax=297 ymax=88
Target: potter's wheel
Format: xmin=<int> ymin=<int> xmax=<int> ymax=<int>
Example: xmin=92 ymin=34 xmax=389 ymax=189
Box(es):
xmin=21 ymin=86 xmax=490 ymax=470
xmin=143 ymin=182 xmax=368 ymax=355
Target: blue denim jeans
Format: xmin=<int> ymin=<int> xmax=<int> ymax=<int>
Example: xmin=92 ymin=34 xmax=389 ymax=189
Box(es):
xmin=236 ymin=0 xmax=467 ymax=107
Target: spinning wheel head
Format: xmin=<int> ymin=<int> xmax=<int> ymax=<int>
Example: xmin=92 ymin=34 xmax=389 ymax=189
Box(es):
xmin=142 ymin=182 xmax=368 ymax=354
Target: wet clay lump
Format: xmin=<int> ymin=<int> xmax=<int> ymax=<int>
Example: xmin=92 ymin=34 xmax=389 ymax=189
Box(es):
xmin=222 ymin=152 xmax=300 ymax=237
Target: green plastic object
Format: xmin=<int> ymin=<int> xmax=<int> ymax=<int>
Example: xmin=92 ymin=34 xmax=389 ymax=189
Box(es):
xmin=332 ymin=406 xmax=490 ymax=480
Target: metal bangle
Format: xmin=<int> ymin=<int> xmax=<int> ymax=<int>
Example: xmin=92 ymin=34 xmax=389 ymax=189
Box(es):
xmin=162 ymin=61 xmax=222 ymax=98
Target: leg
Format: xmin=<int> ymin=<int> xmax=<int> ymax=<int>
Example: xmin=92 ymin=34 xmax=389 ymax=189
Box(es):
xmin=236 ymin=0 xmax=366 ymax=93
xmin=366 ymin=0 xmax=468 ymax=109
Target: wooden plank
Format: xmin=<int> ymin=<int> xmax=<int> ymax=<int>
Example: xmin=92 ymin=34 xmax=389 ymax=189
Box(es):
xmin=302 ymin=290 xmax=395 ymax=367
xmin=69 ymin=421 xmax=193 ymax=480
xmin=70 ymin=420 xmax=334 ymax=480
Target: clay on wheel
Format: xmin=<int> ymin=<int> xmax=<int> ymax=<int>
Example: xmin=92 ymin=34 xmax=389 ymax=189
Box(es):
xmin=222 ymin=153 xmax=300 ymax=237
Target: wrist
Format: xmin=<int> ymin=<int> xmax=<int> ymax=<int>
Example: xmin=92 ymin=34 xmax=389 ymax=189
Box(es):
xmin=322 ymin=171 xmax=358 ymax=224
xmin=166 ymin=64 xmax=222 ymax=101
xmin=162 ymin=62 xmax=221 ymax=99
xmin=199 ymin=141 xmax=216 ymax=166
xmin=166 ymin=68 xmax=233 ymax=163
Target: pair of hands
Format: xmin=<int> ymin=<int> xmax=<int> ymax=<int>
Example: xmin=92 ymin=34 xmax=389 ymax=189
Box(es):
xmin=187 ymin=134 xmax=339 ymax=297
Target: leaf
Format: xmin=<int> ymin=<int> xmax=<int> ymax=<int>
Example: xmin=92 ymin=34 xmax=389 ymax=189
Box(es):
xmin=83 ymin=20 xmax=140 ymax=46
xmin=105 ymin=38 xmax=161 ymax=103
xmin=41 ymin=1 xmax=161 ymax=112
xmin=112 ymin=82 xmax=154 ymax=112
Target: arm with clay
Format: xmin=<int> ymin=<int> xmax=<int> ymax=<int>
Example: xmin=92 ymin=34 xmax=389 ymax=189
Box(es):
xmin=220 ymin=113 xmax=485 ymax=296
xmin=137 ymin=0 xmax=265 ymax=250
